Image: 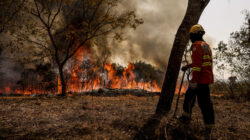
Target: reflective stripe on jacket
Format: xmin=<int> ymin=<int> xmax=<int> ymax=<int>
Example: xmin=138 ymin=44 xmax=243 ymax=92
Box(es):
xmin=188 ymin=41 xmax=214 ymax=84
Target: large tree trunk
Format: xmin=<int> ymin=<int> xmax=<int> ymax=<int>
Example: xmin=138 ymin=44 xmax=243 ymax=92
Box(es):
xmin=59 ymin=65 xmax=67 ymax=96
xmin=156 ymin=0 xmax=210 ymax=114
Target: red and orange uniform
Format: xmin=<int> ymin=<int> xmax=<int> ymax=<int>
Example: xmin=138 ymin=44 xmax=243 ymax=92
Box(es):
xmin=188 ymin=41 xmax=214 ymax=84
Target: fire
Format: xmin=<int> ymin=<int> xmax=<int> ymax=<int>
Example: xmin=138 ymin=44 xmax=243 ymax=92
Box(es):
xmin=64 ymin=61 xmax=162 ymax=93
xmin=0 ymin=45 xmax=188 ymax=95
xmin=59 ymin=45 xmax=162 ymax=93
xmin=0 ymin=88 xmax=46 ymax=95
xmin=58 ymin=77 xmax=62 ymax=94
xmin=175 ymin=82 xmax=188 ymax=95
xmin=0 ymin=83 xmax=47 ymax=95
xmin=3 ymin=87 xmax=11 ymax=93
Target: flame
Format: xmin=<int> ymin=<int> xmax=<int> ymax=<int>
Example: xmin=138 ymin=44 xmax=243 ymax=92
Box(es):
xmin=0 ymin=85 xmax=47 ymax=95
xmin=0 ymin=45 xmax=188 ymax=95
xmin=4 ymin=87 xmax=11 ymax=93
xmin=58 ymin=76 xmax=62 ymax=94
xmin=56 ymin=45 xmax=163 ymax=93
xmin=175 ymin=82 xmax=188 ymax=95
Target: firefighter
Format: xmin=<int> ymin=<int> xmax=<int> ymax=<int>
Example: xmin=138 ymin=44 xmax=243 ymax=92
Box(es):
xmin=179 ymin=24 xmax=215 ymax=139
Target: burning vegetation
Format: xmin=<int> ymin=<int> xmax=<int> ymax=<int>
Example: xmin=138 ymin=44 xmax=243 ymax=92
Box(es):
xmin=0 ymin=44 xmax=189 ymax=96
xmin=0 ymin=45 xmax=166 ymax=95
xmin=58 ymin=45 xmax=163 ymax=94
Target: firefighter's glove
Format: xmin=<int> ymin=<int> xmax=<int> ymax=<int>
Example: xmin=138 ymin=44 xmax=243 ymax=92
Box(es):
xmin=181 ymin=65 xmax=189 ymax=71
xmin=189 ymin=82 xmax=197 ymax=90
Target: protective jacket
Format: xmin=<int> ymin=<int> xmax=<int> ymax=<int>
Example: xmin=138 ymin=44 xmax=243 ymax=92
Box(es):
xmin=188 ymin=41 xmax=214 ymax=84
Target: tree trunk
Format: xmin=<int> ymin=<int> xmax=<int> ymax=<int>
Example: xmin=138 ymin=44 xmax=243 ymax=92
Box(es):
xmin=59 ymin=65 xmax=67 ymax=96
xmin=156 ymin=0 xmax=210 ymax=114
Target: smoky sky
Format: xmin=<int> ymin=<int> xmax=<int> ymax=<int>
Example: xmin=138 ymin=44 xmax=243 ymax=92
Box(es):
xmin=109 ymin=0 xmax=188 ymax=69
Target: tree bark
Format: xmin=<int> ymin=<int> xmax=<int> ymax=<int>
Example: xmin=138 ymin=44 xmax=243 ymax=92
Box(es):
xmin=58 ymin=65 xmax=67 ymax=96
xmin=156 ymin=0 xmax=210 ymax=114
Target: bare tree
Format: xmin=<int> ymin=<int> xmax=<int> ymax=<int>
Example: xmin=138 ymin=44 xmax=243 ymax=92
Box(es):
xmin=16 ymin=0 xmax=143 ymax=96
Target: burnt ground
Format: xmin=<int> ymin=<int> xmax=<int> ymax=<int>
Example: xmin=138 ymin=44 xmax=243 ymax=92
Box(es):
xmin=0 ymin=95 xmax=249 ymax=140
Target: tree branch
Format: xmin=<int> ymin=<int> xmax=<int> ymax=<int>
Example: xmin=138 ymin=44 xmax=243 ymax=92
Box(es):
xmin=49 ymin=0 xmax=62 ymax=28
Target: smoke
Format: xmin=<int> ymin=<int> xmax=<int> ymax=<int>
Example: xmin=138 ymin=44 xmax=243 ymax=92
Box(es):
xmin=109 ymin=0 xmax=188 ymax=69
xmin=0 ymin=57 xmax=23 ymax=88
xmin=0 ymin=33 xmax=28 ymax=89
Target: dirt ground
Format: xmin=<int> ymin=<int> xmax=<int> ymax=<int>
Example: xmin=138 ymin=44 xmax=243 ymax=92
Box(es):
xmin=0 ymin=95 xmax=249 ymax=140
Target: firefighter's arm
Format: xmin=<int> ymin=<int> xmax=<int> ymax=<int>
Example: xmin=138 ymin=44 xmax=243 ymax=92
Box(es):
xmin=181 ymin=59 xmax=194 ymax=71
xmin=181 ymin=60 xmax=192 ymax=71
xmin=181 ymin=62 xmax=195 ymax=72
xmin=190 ymin=44 xmax=203 ymax=83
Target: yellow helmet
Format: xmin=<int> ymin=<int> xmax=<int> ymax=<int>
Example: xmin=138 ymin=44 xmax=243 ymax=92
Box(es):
xmin=190 ymin=24 xmax=205 ymax=34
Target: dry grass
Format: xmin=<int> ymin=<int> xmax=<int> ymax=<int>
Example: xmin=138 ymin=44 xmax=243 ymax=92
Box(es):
xmin=0 ymin=95 xmax=249 ymax=140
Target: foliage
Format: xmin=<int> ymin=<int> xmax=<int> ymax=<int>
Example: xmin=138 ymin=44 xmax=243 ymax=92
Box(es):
xmin=17 ymin=63 xmax=57 ymax=92
xmin=133 ymin=61 xmax=163 ymax=85
xmin=213 ymin=11 xmax=250 ymax=101
xmin=111 ymin=63 xmax=124 ymax=77
xmin=214 ymin=11 xmax=250 ymax=81
xmin=106 ymin=61 xmax=163 ymax=85
xmin=0 ymin=0 xmax=26 ymax=33
xmin=210 ymin=79 xmax=250 ymax=102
